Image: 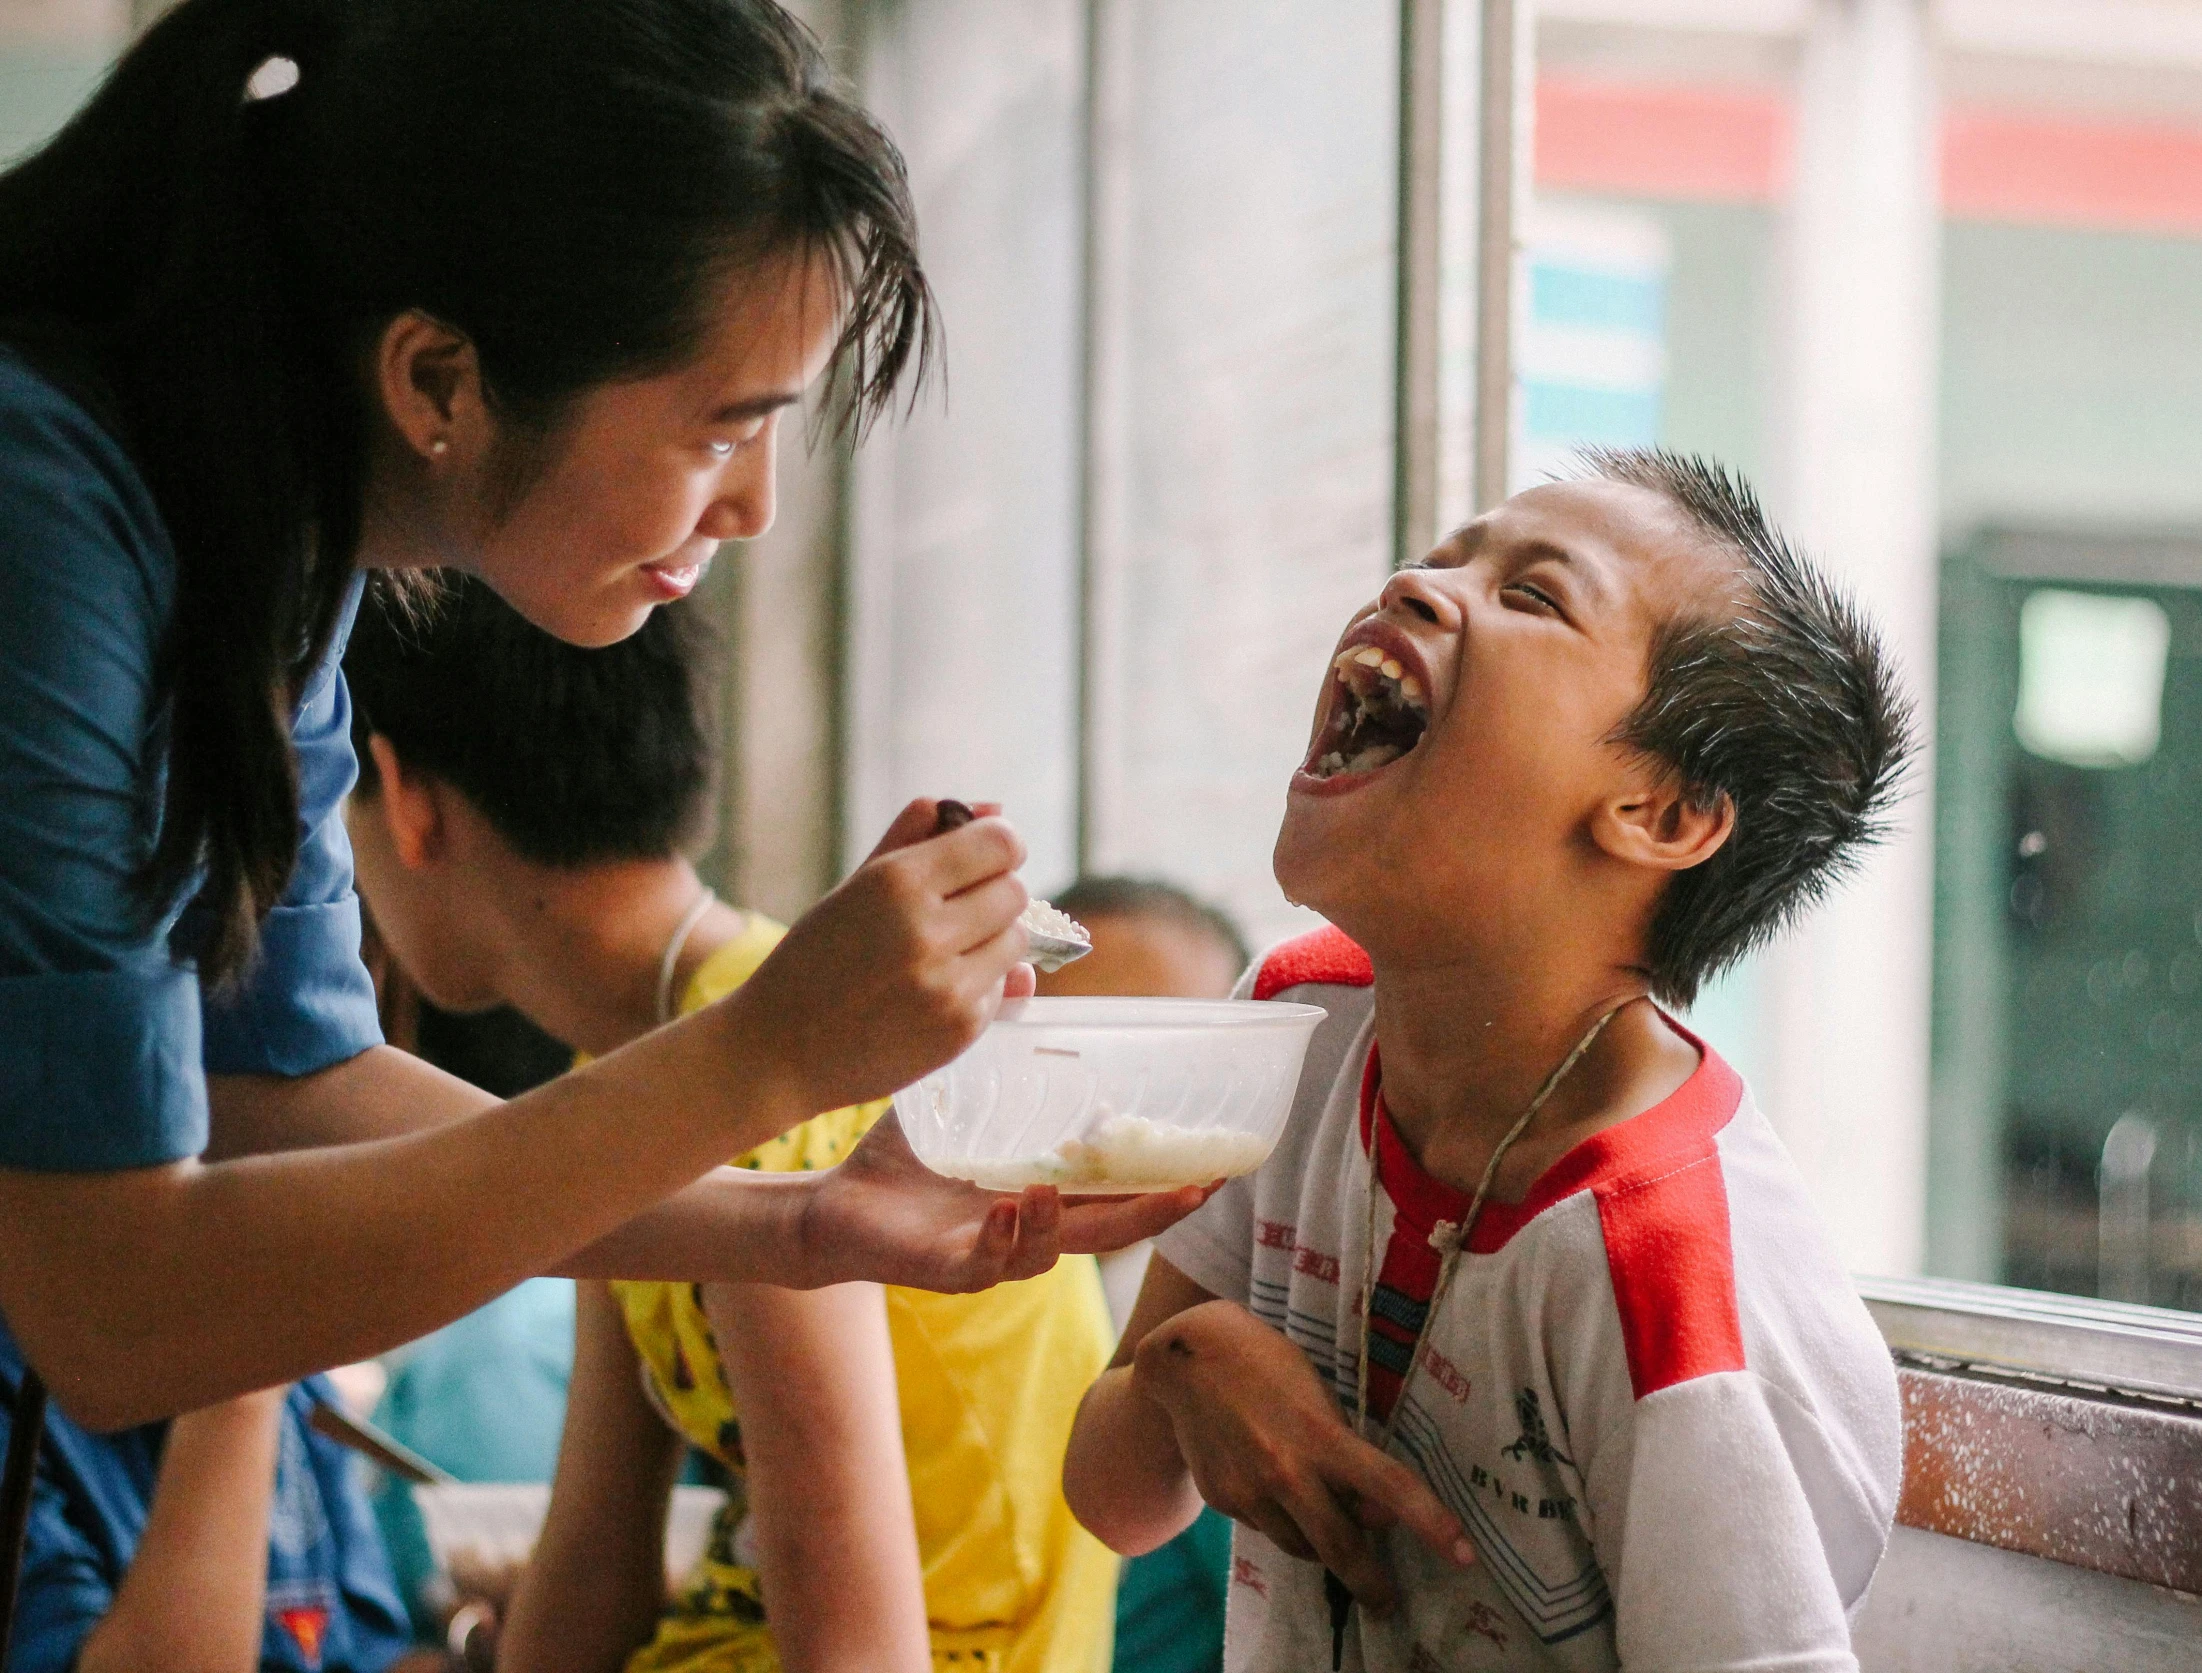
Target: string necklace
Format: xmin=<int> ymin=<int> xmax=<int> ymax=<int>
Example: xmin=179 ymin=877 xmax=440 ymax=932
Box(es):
xmin=654 ymin=886 xmax=717 ymax=1025
xmin=1325 ymin=999 xmax=1632 ymax=1670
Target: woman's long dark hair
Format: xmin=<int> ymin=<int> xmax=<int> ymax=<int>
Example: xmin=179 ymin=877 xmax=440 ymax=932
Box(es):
xmin=0 ymin=0 xmax=931 ymax=983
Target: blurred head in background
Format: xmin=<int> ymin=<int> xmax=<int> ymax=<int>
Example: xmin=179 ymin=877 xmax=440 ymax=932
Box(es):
xmin=1034 ymin=877 xmax=1250 ymax=1001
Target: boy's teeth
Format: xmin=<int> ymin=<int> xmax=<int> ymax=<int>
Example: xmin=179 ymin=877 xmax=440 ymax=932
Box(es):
xmin=1353 ymin=646 xmax=1386 ymax=668
xmin=1380 ymin=658 xmax=1404 ymax=680
xmin=1401 ymin=676 xmax=1423 ymax=701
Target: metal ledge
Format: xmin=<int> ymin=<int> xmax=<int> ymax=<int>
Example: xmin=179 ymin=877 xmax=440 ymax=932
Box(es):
xmin=1892 ymin=1363 xmax=2202 ymax=1593
xmin=1860 ymin=1274 xmax=2202 ymax=1406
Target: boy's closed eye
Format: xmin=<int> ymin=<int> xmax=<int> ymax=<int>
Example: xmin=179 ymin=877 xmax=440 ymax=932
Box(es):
xmin=1503 ymin=579 xmax=1563 ymax=615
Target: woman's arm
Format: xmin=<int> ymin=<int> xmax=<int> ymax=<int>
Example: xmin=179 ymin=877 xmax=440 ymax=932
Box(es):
xmin=0 ymin=812 xmax=1077 ymax=1430
xmin=706 ymin=1277 xmax=931 ymax=1673
xmin=203 ymin=1051 xmax=1208 ymax=1293
xmin=498 ymin=1283 xmax=686 ymax=1673
xmin=71 ymin=1389 xmax=288 ymax=1673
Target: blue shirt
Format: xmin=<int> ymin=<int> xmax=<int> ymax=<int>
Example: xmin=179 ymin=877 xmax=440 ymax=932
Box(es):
xmin=0 ymin=1332 xmax=413 ymax=1673
xmin=0 ymin=347 xmax=383 ymax=1172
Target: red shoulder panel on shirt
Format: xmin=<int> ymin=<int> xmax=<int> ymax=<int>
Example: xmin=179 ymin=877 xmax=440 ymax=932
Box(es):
xmin=1253 ymin=926 xmax=1374 ymax=1000
xmin=1595 ymin=1150 xmax=1747 ymax=1399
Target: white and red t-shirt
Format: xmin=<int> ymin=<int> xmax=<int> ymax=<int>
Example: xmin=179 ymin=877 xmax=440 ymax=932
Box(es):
xmin=1155 ymin=928 xmax=1902 ymax=1673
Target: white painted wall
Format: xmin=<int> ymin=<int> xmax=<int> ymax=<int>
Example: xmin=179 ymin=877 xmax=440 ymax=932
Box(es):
xmin=1081 ymin=0 xmax=1399 ymax=948
xmin=1760 ymin=0 xmax=1941 ymax=1277
xmin=842 ymin=0 xmax=1087 ymax=888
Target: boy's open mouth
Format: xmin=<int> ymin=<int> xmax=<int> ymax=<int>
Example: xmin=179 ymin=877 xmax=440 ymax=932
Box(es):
xmin=1308 ymin=644 xmax=1431 ymax=779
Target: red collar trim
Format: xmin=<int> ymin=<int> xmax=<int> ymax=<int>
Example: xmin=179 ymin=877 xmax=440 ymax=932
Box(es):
xmin=1359 ymin=1019 xmax=1743 ymax=1255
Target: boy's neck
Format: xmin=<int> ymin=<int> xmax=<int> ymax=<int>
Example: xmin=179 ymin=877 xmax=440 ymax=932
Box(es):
xmin=487 ymin=856 xmax=750 ymax=1058
xmin=1367 ymin=940 xmax=1698 ymax=1204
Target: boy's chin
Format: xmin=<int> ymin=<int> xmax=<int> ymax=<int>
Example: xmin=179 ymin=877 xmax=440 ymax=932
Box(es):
xmin=1273 ymin=809 xmax=1362 ymax=922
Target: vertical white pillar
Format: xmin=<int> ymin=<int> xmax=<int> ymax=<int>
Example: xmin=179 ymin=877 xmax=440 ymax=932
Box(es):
xmin=1763 ymin=0 xmax=1940 ymax=1277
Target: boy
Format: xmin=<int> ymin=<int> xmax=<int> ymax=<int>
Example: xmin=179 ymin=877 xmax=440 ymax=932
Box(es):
xmin=342 ymin=581 xmax=1118 ymax=1673
xmin=1064 ymin=449 xmax=1912 ymax=1672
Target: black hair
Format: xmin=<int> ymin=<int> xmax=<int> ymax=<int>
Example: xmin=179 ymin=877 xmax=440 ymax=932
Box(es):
xmin=1576 ymin=446 xmax=1914 ymax=1008
xmin=0 ymin=0 xmax=931 ymax=981
xmin=346 ymin=575 xmax=719 ymax=868
xmin=1050 ymin=876 xmax=1252 ymax=975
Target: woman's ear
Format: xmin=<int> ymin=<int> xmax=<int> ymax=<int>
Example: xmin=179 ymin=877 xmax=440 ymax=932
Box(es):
xmin=365 ymin=733 xmax=448 ymax=871
xmin=1592 ymin=772 xmax=1734 ymax=875
xmin=374 ymin=310 xmax=489 ymax=467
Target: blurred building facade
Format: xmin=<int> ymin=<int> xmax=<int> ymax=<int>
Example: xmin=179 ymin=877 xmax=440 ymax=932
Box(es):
xmin=11 ymin=0 xmax=2202 ymax=1301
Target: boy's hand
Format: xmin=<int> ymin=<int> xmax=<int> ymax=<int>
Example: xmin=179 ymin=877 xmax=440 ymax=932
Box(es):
xmin=1132 ymin=1299 xmax=1476 ymax=1613
xmin=799 ymin=1110 xmax=1212 ymax=1291
xmin=737 ymin=799 xmax=1032 ymax=1115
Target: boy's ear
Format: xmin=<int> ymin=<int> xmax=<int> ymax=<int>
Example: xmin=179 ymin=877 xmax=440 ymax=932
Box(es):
xmin=1592 ymin=771 xmax=1734 ymax=875
xmin=364 ymin=733 xmax=449 ymax=871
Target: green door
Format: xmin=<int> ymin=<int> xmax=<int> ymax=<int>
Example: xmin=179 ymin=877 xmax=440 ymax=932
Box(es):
xmin=1932 ymin=531 xmax=2202 ymax=1309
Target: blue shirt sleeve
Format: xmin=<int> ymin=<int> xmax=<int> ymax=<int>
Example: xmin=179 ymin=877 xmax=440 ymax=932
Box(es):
xmin=189 ymin=579 xmax=384 ymax=1080
xmin=0 ymin=353 xmax=210 ymax=1172
xmin=0 ymin=352 xmax=382 ymax=1175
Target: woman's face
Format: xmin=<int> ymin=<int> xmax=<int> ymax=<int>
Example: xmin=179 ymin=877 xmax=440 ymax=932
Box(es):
xmin=460 ymin=252 xmax=843 ymax=648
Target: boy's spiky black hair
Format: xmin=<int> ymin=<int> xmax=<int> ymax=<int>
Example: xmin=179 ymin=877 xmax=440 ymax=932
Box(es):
xmin=1575 ymin=446 xmax=1915 ymax=1007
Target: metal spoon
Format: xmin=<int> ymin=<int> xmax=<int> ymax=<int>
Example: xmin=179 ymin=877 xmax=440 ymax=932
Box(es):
xmin=934 ymin=800 xmax=1092 ymax=973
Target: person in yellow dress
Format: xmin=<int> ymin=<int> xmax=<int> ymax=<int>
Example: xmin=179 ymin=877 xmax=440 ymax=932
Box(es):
xmin=343 ymin=578 xmax=1118 ymax=1673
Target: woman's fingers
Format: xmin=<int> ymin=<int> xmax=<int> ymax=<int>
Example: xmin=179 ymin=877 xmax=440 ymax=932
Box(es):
xmin=863 ymin=798 xmax=953 ymax=862
xmin=968 ymin=1197 xmax=1020 ymax=1283
xmin=920 ymin=816 xmax=1028 ymax=898
xmin=936 ymin=873 xmax=1030 ymax=955
xmin=998 ymin=1185 xmax=1064 ymax=1281
xmin=1052 ymin=1185 xmax=1212 ymax=1255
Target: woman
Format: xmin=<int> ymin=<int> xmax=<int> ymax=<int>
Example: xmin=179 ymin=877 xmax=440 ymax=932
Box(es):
xmin=0 ymin=0 xmax=1194 ymax=1439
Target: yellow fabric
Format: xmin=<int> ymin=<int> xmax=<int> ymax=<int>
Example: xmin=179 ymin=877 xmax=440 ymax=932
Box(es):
xmin=611 ymin=916 xmax=1118 ymax=1673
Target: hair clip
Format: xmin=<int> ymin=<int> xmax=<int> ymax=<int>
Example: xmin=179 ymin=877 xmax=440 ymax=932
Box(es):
xmin=244 ymin=55 xmax=301 ymax=103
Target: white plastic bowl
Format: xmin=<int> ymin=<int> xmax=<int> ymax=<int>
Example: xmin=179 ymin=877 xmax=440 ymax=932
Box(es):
xmin=893 ymin=997 xmax=1327 ymax=1192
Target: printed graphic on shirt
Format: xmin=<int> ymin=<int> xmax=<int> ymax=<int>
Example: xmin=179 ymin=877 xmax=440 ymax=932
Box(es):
xmin=1502 ymin=1388 xmax=1572 ymax=1470
xmin=266 ymin=1579 xmax=337 ymax=1670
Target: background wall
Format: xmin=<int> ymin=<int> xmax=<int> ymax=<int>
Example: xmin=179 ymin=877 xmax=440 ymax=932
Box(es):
xmin=15 ymin=0 xmax=2202 ymax=1298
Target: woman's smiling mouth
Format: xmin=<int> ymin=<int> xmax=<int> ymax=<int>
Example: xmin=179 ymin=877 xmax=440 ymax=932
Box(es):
xmin=641 ymin=555 xmax=711 ymax=599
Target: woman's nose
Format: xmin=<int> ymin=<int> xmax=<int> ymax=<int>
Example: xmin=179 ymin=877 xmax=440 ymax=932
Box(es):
xmin=698 ymin=438 xmax=778 ymax=543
